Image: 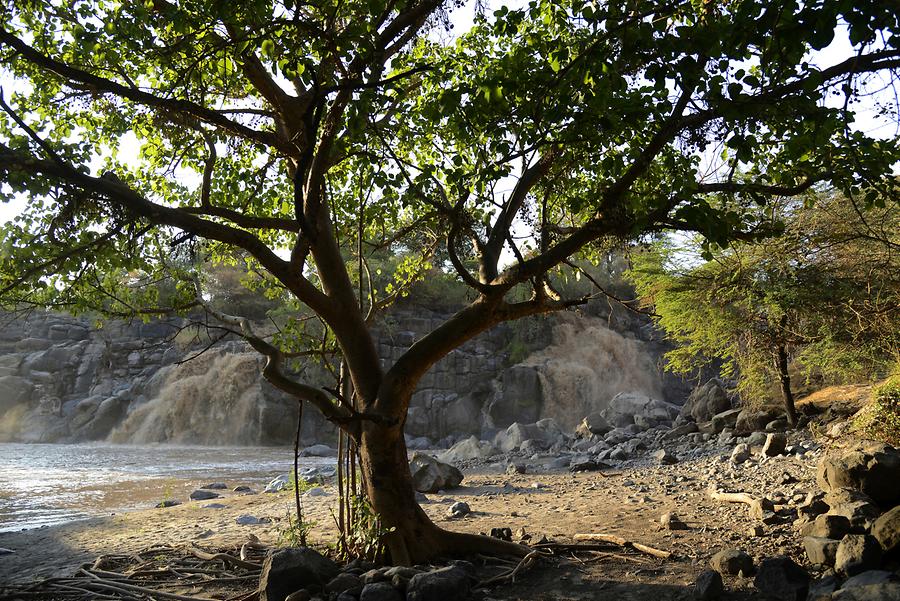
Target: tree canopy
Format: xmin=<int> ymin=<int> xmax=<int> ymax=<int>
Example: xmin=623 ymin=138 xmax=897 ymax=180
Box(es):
xmin=628 ymin=193 xmax=900 ymax=424
xmin=1 ymin=0 xmax=899 ymax=562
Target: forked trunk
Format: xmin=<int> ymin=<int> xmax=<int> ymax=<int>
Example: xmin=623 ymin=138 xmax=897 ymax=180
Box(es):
xmin=357 ymin=408 xmax=529 ymax=565
xmin=774 ymin=344 xmax=798 ymax=427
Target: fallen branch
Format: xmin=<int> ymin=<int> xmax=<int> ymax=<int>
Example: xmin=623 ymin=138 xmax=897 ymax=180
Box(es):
xmin=708 ymin=489 xmax=775 ymax=520
xmin=478 ymin=550 xmax=544 ymax=586
xmin=188 ymin=546 xmax=262 ymax=571
xmin=573 ymin=534 xmax=673 ymax=559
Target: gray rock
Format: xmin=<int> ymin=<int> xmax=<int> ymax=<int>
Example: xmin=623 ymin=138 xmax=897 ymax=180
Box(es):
xmin=265 ymin=474 xmax=290 ymax=493
xmin=871 ymin=505 xmax=900 ymax=555
xmin=652 ymin=449 xmax=678 ymax=465
xmin=816 ymin=446 xmax=900 ymax=506
xmin=663 ymin=422 xmax=699 ymax=440
xmin=359 ymin=582 xmax=403 ymax=601
xmin=326 ymin=573 xmax=363 ymax=594
xmin=406 ymin=565 xmax=472 ymax=601
xmin=155 ymin=499 xmax=181 ymax=508
xmin=753 ymin=556 xmax=809 ymax=601
xmin=761 ymin=432 xmax=787 ymax=457
xmin=258 ymin=547 xmax=340 ymax=601
xmin=303 ymin=487 xmax=328 ymax=498
xmin=681 ymin=379 xmax=731 ymax=423
xmin=575 ymin=412 xmax=612 ymax=437
xmin=493 ymin=419 xmax=564 ymax=453
xmin=803 ymin=537 xmax=839 ymax=567
xmin=190 ymin=489 xmax=219 ymax=501
xmin=300 ymin=444 xmax=336 ymax=457
xmin=233 ymin=485 xmax=254 ymax=492
xmin=437 ymin=436 xmax=497 ymax=463
xmin=807 ymin=576 xmax=840 ymax=601
xmin=448 ymin=501 xmax=470 ymax=518
xmin=710 ymin=409 xmax=742 ymax=433
xmin=835 ymin=534 xmax=883 ymax=577
xmin=506 ymin=462 xmax=526 ymax=475
xmin=694 ymin=569 xmax=724 ymax=600
xmin=660 ymin=512 xmax=689 ymax=530
xmin=236 ymin=514 xmax=270 ymax=525
xmin=202 ymin=482 xmax=228 ymax=490
xmin=601 ymin=392 xmax=679 ymax=429
xmin=805 ymin=514 xmax=851 ymax=540
xmin=833 ymin=571 xmax=900 ymax=601
xmin=730 ymin=443 xmax=751 ymax=464
xmin=829 ymin=500 xmax=881 ymax=533
xmin=710 ymin=548 xmax=753 ymax=575
xmin=735 ymin=409 xmax=779 ymax=435
xmin=409 ymin=453 xmax=463 ymax=493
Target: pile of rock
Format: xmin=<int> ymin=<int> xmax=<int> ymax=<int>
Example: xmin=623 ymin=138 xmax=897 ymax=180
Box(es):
xmin=793 ymin=443 xmax=900 ymax=599
xmin=258 ymin=547 xmax=477 ymax=601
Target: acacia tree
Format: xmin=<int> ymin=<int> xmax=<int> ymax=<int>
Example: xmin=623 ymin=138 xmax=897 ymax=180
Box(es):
xmin=1 ymin=1 xmax=899 ymax=562
xmin=629 ymin=195 xmax=900 ymax=426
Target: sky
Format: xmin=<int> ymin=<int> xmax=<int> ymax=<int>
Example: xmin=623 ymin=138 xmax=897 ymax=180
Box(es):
xmin=0 ymin=2 xmax=897 ymax=230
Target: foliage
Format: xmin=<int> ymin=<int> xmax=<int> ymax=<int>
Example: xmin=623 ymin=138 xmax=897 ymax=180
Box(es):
xmin=629 ymin=194 xmax=900 ymax=406
xmin=278 ymin=512 xmax=317 ymax=548
xmin=331 ymin=494 xmax=394 ymax=562
xmin=862 ymin=373 xmax=900 ymax=446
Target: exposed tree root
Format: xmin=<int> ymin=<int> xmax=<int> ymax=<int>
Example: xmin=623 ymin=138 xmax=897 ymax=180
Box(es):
xmin=573 ymin=534 xmax=673 ymax=559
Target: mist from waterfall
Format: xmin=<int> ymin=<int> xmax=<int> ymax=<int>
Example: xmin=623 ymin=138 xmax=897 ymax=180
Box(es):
xmin=110 ymin=352 xmax=266 ymax=445
xmin=523 ymin=314 xmax=663 ymax=428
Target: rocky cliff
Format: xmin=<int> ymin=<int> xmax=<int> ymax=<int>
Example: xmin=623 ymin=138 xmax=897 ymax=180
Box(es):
xmin=0 ymin=300 xmax=689 ymax=445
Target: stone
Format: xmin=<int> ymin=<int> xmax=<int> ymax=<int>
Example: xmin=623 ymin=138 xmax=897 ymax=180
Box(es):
xmin=730 ymin=443 xmax=751 ymax=464
xmin=601 ymin=392 xmax=680 ymax=429
xmin=359 ymin=582 xmax=403 ymax=601
xmin=493 ymin=419 xmax=564 ymax=453
xmin=303 ymin=487 xmax=328 ymax=498
xmin=694 ymin=569 xmax=724 ymax=601
xmin=803 ymin=537 xmax=839 ymax=567
xmin=236 ymin=514 xmax=270 ymax=525
xmin=835 ymin=534 xmax=883 ymax=577
xmin=437 ymin=436 xmax=497 ymax=463
xmin=816 ymin=446 xmax=900 ymax=506
xmin=829 ymin=500 xmax=881 ymax=533
xmin=300 ymin=444 xmax=336 ymax=457
xmin=202 ymin=482 xmax=228 ymax=489
xmin=506 ymin=462 xmax=526 ymax=475
xmin=682 ymin=379 xmax=732 ymax=423
xmin=753 ymin=556 xmax=810 ymax=601
xmin=190 ymin=489 xmax=219 ymax=501
xmin=575 ymin=412 xmax=612 ymax=437
xmin=156 ymin=500 xmax=181 ymax=508
xmin=807 ymin=576 xmax=840 ymax=601
xmin=203 ymin=503 xmax=227 ymax=509
xmin=265 ymin=474 xmax=290 ymax=493
xmin=735 ymin=409 xmax=779 ymax=435
xmin=652 ymin=449 xmax=678 ymax=465
xmin=761 ymin=432 xmax=787 ymax=457
xmin=233 ymin=485 xmax=254 ymax=492
xmin=326 ymin=573 xmax=363 ymax=594
xmin=663 ymin=422 xmax=699 ymax=440
xmin=710 ymin=409 xmax=742 ymax=433
xmin=832 ymin=572 xmax=900 ymax=601
xmin=408 ymin=453 xmax=463 ymax=493
xmin=710 ymin=548 xmax=753 ymax=576
xmin=284 ymin=591 xmax=311 ymax=601
xmin=660 ymin=512 xmax=689 ymax=530
xmin=406 ymin=565 xmax=472 ymax=601
xmin=806 ymin=514 xmax=852 ymax=540
xmin=448 ymin=501 xmax=470 ymax=518
xmin=258 ymin=547 xmax=340 ymax=601
xmin=872 ymin=505 xmax=900 ymax=554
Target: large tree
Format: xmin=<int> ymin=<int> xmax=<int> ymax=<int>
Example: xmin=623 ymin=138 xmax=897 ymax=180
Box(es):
xmin=1 ymin=1 xmax=899 ymax=563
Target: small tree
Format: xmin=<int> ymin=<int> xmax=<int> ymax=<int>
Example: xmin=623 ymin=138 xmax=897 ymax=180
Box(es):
xmin=2 ymin=1 xmax=899 ymax=562
xmin=629 ymin=194 xmax=900 ymax=425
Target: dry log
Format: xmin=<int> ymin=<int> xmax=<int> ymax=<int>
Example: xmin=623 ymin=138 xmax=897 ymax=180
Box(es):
xmin=572 ymin=534 xmax=672 ymax=559
xmin=188 ymin=546 xmax=261 ymax=571
xmin=708 ymin=489 xmax=775 ymax=520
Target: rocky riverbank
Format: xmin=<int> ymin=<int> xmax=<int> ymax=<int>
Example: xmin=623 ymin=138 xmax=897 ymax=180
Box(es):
xmin=2 ymin=384 xmax=897 ymax=600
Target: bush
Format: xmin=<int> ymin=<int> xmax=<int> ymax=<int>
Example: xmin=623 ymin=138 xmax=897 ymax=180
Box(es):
xmin=865 ymin=377 xmax=900 ymax=446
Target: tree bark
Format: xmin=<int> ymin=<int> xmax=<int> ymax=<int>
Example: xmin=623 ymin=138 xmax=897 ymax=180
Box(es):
xmin=356 ymin=398 xmax=529 ymax=565
xmin=774 ymin=344 xmax=798 ymax=427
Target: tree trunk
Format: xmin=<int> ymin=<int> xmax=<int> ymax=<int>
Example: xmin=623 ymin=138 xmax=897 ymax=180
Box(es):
xmin=774 ymin=344 xmax=798 ymax=427
xmin=357 ymin=407 xmax=529 ymax=565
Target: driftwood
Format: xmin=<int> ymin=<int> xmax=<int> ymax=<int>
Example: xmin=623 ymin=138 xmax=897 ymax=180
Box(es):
xmin=708 ymin=489 xmax=775 ymax=520
xmin=573 ymin=534 xmax=673 ymax=559
xmin=188 ymin=546 xmax=262 ymax=571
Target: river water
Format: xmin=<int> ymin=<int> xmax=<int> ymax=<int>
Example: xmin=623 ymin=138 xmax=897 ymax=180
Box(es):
xmin=0 ymin=443 xmax=330 ymax=533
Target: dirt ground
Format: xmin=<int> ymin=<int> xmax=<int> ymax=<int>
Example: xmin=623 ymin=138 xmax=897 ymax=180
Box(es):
xmin=0 ymin=442 xmax=824 ymax=600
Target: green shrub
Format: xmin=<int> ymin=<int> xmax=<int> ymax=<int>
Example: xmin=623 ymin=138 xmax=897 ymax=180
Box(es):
xmin=865 ymin=377 xmax=900 ymax=446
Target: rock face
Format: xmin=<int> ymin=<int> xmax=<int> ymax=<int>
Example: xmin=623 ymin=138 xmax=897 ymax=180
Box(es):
xmin=493 ymin=419 xmax=565 ymax=453
xmin=0 ymin=304 xmax=688 ymax=445
xmin=408 ymin=453 xmax=463 ymax=493
xmin=816 ymin=446 xmax=900 ymax=506
xmin=600 ymin=392 xmax=680 ymax=430
xmin=835 ymin=535 xmax=883 ymax=577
